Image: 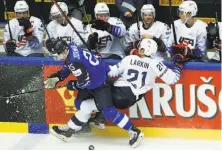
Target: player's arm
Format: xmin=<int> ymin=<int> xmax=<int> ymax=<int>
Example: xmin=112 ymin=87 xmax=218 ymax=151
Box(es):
xmin=156 ymin=23 xmax=171 ymax=52
xmin=194 ymin=29 xmax=207 ymax=58
xmin=150 ymin=58 xmax=183 ymax=85
xmin=91 ymin=18 xmax=126 ymax=38
xmin=3 ymin=24 xmax=17 ymax=55
xmin=108 ymin=56 xmax=128 ymax=78
xmin=124 ymin=24 xmax=140 ymax=55
xmin=44 ymin=64 xmax=71 ymax=89
xmin=32 ymin=19 xmax=44 ymax=47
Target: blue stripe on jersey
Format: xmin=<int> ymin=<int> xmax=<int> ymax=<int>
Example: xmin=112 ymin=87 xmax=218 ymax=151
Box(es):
xmin=110 ymin=25 xmax=125 ymax=38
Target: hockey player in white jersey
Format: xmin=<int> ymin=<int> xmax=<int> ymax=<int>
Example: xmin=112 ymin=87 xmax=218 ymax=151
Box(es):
xmin=45 ymin=2 xmax=84 ymax=51
xmin=124 ymin=4 xmax=170 ymax=59
xmin=206 ymin=22 xmax=221 ymax=62
xmin=85 ymin=3 xmax=126 ymax=59
xmin=3 ymin=0 xmax=44 ymax=57
xmin=109 ymin=39 xmax=184 ymax=97
xmin=167 ymin=0 xmax=207 ymax=61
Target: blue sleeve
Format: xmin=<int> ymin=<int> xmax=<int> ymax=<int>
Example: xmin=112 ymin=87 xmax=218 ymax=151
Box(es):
xmin=59 ymin=65 xmax=71 ymax=80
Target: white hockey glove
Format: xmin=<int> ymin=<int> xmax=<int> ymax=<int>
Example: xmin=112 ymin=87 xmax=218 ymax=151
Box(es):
xmin=108 ymin=65 xmax=120 ymax=78
xmin=44 ymin=77 xmax=60 ymax=89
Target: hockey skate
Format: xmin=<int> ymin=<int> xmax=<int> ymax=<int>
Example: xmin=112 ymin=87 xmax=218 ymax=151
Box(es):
xmin=71 ymin=123 xmax=92 ymax=136
xmin=89 ymin=112 xmax=105 ymax=129
xmin=128 ymin=126 xmax=144 ymax=148
xmin=50 ymin=125 xmax=74 ymax=142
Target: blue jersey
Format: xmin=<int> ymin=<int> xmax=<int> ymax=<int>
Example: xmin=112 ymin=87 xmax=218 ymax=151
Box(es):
xmin=59 ymin=42 xmax=110 ymax=89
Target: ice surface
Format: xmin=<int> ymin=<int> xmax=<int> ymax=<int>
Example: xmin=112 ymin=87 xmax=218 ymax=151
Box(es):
xmin=0 ymin=133 xmax=221 ymax=150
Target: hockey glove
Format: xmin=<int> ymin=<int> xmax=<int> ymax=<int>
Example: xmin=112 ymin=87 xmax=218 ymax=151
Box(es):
xmin=91 ymin=19 xmax=110 ymax=31
xmin=28 ymin=36 xmax=40 ymax=49
xmin=88 ymin=32 xmax=98 ymax=50
xmin=215 ymin=39 xmax=222 ymax=50
xmin=130 ymin=49 xmax=139 ymax=55
xmin=44 ymin=77 xmax=60 ymax=89
xmin=45 ymin=38 xmax=57 ymax=52
xmin=66 ymin=80 xmax=78 ymax=91
xmin=5 ymin=40 xmax=16 ymax=55
xmin=18 ymin=18 xmax=33 ymax=37
xmin=172 ymin=53 xmax=186 ymax=65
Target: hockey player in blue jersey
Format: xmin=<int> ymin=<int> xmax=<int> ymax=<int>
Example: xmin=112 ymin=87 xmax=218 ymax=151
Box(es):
xmin=44 ymin=39 xmax=144 ymax=148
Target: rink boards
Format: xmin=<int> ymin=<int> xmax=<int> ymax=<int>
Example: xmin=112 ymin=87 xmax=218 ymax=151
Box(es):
xmin=0 ymin=57 xmax=221 ymax=140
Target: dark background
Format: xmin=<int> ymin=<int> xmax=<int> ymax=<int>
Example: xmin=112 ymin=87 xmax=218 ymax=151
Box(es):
xmin=0 ymin=64 xmax=45 ymax=123
xmin=0 ymin=0 xmax=221 ymax=25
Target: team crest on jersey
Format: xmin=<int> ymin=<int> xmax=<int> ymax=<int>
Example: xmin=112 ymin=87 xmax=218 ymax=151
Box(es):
xmin=179 ymin=37 xmax=194 ymax=46
xmin=98 ymin=35 xmax=112 ymax=49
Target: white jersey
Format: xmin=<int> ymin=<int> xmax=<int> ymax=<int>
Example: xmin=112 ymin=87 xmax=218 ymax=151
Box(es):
xmin=108 ymin=55 xmax=181 ymax=96
xmin=46 ymin=17 xmax=84 ymax=46
xmin=124 ymin=21 xmax=171 ymax=59
xmin=3 ymin=16 xmax=44 ymax=56
xmin=168 ymin=19 xmax=207 ymax=57
xmin=84 ymin=17 xmax=126 ymax=58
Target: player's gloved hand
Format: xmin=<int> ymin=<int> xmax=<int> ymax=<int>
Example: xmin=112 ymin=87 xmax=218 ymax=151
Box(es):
xmin=172 ymin=53 xmax=186 ymax=63
xmin=28 ymin=36 xmax=40 ymax=49
xmin=88 ymin=32 xmax=98 ymax=50
xmin=66 ymin=80 xmax=78 ymax=91
xmin=45 ymin=38 xmax=57 ymax=51
xmin=44 ymin=77 xmax=60 ymax=89
xmin=5 ymin=40 xmax=16 ymax=55
xmin=215 ymin=39 xmax=222 ymax=50
xmin=130 ymin=49 xmax=139 ymax=55
xmin=91 ymin=19 xmax=110 ymax=31
xmin=18 ymin=18 xmax=33 ymax=37
xmin=108 ymin=65 xmax=119 ymax=78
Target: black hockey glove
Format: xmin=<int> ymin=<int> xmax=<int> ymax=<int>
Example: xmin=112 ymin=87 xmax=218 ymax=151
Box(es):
xmin=87 ymin=32 xmax=98 ymax=50
xmin=45 ymin=38 xmax=57 ymax=52
xmin=18 ymin=18 xmax=33 ymax=37
xmin=66 ymin=80 xmax=79 ymax=91
xmin=5 ymin=40 xmax=16 ymax=56
xmin=91 ymin=19 xmax=110 ymax=31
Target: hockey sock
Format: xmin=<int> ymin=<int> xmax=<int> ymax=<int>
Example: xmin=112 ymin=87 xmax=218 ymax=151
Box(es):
xmin=102 ymin=106 xmax=133 ymax=130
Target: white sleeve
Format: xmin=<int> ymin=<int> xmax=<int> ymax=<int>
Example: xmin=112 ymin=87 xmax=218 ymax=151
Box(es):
xmin=3 ymin=24 xmax=11 ymax=42
xmin=46 ymin=23 xmax=54 ymax=40
xmin=160 ymin=23 xmax=171 ymax=46
xmin=108 ymin=56 xmax=129 ymax=78
xmin=124 ymin=23 xmax=140 ymax=48
xmin=195 ymin=25 xmax=207 ymax=57
xmin=72 ymin=20 xmax=85 ymax=46
xmin=32 ymin=18 xmax=44 ymax=44
xmin=150 ymin=59 xmax=181 ymax=85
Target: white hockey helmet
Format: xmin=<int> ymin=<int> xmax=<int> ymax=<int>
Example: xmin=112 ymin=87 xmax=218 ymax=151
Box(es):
xmin=14 ymin=0 xmax=29 ymax=13
xmin=178 ymin=0 xmax=198 ymax=17
xmin=50 ymin=2 xmax=68 ymax=17
xmin=94 ymin=3 xmax=110 ymax=17
xmin=139 ymin=39 xmax=158 ymax=57
xmin=141 ymin=4 xmax=156 ymax=19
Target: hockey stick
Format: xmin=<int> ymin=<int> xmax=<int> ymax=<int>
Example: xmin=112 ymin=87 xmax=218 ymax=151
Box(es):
xmin=169 ymin=0 xmax=177 ymax=44
xmin=40 ymin=0 xmax=50 ymax=39
xmin=50 ymin=0 xmax=91 ymax=51
xmin=2 ymin=0 xmax=13 ymax=40
xmin=0 ymin=85 xmax=66 ymax=98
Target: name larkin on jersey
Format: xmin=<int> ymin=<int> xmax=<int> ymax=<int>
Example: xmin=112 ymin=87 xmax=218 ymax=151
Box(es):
xmin=130 ymin=59 xmax=149 ymax=69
